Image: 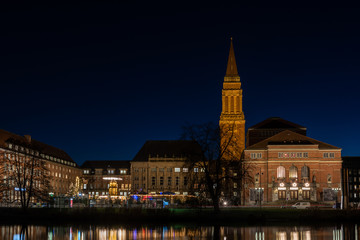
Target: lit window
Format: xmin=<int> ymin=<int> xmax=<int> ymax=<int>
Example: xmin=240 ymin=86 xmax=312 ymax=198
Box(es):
xmin=194 ymin=168 xmax=199 ymax=173
xmin=174 ymin=168 xmax=180 ymax=172
xmin=277 ymin=166 xmax=285 ymax=179
xmin=250 ymin=153 xmax=262 ymax=159
xmin=289 ymin=165 xmax=298 ymax=179
xmin=183 ymin=168 xmax=188 ymax=172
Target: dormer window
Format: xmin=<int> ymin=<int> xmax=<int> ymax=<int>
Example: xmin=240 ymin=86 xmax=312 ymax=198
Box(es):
xmin=8 ymin=143 xmax=13 ymax=149
xmin=108 ymin=169 xmax=114 ymax=174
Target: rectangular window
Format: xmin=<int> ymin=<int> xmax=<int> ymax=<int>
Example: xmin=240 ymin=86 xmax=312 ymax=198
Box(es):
xmin=194 ymin=184 xmax=199 ymax=189
xmin=234 ymin=183 xmax=237 ymax=188
xmin=303 ymin=152 xmax=308 ymax=158
xmin=167 ymin=168 xmax=172 ymax=172
xmin=160 ymin=177 xmax=164 ymax=185
xmin=183 ymin=168 xmax=188 ymax=172
xmin=250 ymin=153 xmax=262 ymax=159
xmin=296 ymin=152 xmax=302 ymax=158
xmin=176 ymin=177 xmax=179 ymax=185
xmin=151 ymin=168 xmax=157 ymax=172
xmin=83 ymin=184 xmax=87 ymax=190
xmin=152 ymin=177 xmax=156 ymax=186
xmin=174 ymin=168 xmax=180 ymax=173
xmin=159 ymin=168 xmax=164 ymax=172
xmin=278 ymin=153 xmax=283 ymax=158
xmin=194 ymin=168 xmax=198 ymax=173
xmin=183 ymin=177 xmax=188 ymax=186
xmin=168 ymin=177 xmax=172 ymax=186
xmin=323 ymin=152 xmax=334 ymax=158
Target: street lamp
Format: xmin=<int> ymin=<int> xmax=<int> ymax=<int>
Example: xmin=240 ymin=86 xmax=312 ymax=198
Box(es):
xmin=259 ymin=168 xmax=264 ymax=209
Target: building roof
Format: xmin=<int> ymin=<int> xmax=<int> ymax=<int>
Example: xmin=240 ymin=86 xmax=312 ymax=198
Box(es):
xmin=132 ymin=140 xmax=202 ymax=162
xmin=81 ymin=160 xmax=130 ymax=169
xmin=342 ymin=157 xmax=360 ymax=168
xmin=248 ymin=117 xmax=306 ymax=130
xmin=0 ymin=129 xmax=76 ymax=165
xmin=246 ymin=130 xmax=340 ymax=150
xmin=225 ymin=38 xmax=239 ymax=78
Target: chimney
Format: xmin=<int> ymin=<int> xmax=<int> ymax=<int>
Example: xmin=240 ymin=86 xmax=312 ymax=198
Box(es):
xmin=24 ymin=135 xmax=31 ymax=143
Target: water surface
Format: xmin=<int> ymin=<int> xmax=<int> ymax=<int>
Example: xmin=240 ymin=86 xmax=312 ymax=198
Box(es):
xmin=0 ymin=224 xmax=358 ymax=239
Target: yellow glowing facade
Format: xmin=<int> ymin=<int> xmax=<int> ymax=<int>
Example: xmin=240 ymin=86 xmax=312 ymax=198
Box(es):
xmin=219 ymin=39 xmax=245 ymax=158
xmin=109 ymin=181 xmax=118 ymax=196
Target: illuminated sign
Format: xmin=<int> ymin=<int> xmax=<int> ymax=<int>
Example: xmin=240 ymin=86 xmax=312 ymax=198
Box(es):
xmin=290 ymin=187 xmax=298 ymax=190
xmin=292 ymin=183 xmax=297 ymax=187
xmin=302 ymin=187 xmax=311 ymax=190
xmin=278 ymin=187 xmax=286 ymax=190
xmin=304 ymin=183 xmax=310 ymax=187
xmin=279 ymin=183 xmax=285 ymax=187
xmin=102 ymin=177 xmax=123 ymax=180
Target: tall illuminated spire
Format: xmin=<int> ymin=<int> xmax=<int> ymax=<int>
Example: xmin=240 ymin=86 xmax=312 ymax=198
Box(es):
xmin=225 ymin=37 xmax=239 ymax=77
xmin=219 ymin=38 xmax=245 ymax=157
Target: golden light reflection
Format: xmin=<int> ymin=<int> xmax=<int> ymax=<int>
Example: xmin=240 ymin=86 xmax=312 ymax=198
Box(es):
xmin=0 ymin=224 xmax=354 ymax=239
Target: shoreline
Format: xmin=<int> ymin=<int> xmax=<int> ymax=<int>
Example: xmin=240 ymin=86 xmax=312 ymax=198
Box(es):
xmin=1 ymin=208 xmax=360 ymax=226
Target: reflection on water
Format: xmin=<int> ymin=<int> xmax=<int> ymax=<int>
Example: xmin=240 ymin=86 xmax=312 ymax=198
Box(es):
xmin=0 ymin=224 xmax=358 ymax=239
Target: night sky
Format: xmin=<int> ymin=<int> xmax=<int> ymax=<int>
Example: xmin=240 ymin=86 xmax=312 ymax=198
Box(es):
xmin=1 ymin=3 xmax=360 ymax=165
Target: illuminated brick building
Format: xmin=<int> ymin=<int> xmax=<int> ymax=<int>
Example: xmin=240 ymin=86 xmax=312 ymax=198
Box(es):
xmin=81 ymin=160 xmax=131 ymax=201
xmin=0 ymin=129 xmax=80 ymax=202
xmin=219 ymin=39 xmax=245 ymax=156
xmin=244 ymin=123 xmax=342 ymax=204
xmin=130 ymin=140 xmax=201 ymax=196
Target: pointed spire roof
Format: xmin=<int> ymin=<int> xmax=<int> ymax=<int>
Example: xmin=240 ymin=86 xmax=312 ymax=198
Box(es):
xmin=225 ymin=38 xmax=239 ymax=77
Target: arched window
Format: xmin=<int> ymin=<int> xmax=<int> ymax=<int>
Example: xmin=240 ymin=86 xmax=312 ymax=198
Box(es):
xmin=277 ymin=166 xmax=285 ymax=179
xmin=289 ymin=165 xmax=298 ymax=179
xmin=301 ymin=165 xmax=310 ymax=179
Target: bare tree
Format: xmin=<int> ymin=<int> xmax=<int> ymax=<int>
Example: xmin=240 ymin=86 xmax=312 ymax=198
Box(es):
xmin=181 ymin=122 xmax=253 ymax=213
xmin=0 ymin=149 xmax=50 ymax=210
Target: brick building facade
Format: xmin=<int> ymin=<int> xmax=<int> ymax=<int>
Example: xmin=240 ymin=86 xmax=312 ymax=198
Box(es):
xmin=131 ymin=140 xmax=201 ymax=197
xmin=81 ymin=160 xmax=131 ymax=201
xmin=0 ymin=129 xmax=80 ymax=203
xmin=244 ymin=129 xmax=342 ymax=205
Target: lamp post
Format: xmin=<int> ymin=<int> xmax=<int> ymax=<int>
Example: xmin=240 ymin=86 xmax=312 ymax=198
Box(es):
xmin=259 ymin=168 xmax=263 ymax=209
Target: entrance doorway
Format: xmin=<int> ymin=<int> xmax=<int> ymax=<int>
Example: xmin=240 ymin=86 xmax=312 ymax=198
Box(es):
xmin=290 ymin=190 xmax=298 ymax=200
xmin=303 ymin=190 xmax=310 ymax=200
xmin=278 ymin=190 xmax=286 ymax=200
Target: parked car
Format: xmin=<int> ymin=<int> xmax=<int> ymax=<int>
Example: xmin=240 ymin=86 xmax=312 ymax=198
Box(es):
xmin=292 ymin=202 xmax=311 ymax=209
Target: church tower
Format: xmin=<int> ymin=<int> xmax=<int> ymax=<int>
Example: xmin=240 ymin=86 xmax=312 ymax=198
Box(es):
xmin=219 ymin=39 xmax=246 ymax=157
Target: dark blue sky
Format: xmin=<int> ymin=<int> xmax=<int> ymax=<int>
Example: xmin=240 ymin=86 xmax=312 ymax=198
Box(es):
xmin=1 ymin=3 xmax=359 ymax=165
